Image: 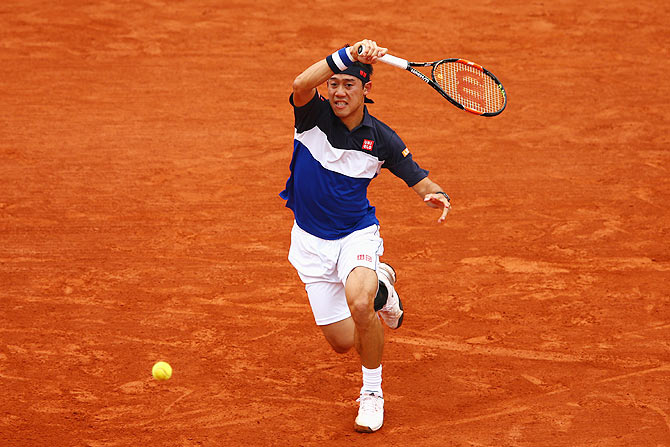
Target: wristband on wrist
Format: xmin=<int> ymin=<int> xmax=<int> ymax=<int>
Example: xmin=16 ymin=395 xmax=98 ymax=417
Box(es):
xmin=326 ymin=47 xmax=356 ymax=73
xmin=435 ymin=191 xmax=451 ymax=202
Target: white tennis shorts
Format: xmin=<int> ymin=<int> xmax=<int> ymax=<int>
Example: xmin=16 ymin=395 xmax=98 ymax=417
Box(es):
xmin=288 ymin=221 xmax=384 ymax=326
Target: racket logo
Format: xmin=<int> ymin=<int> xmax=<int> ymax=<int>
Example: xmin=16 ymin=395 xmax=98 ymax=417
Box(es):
xmin=362 ymin=139 xmax=375 ymax=151
xmin=456 ymin=70 xmax=486 ymax=108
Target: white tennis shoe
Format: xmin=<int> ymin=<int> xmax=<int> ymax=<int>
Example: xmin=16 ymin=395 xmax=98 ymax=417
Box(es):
xmin=354 ymin=391 xmax=384 ymax=433
xmin=377 ymin=263 xmax=404 ymax=329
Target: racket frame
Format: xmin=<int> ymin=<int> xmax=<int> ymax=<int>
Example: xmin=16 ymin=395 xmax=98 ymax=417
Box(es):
xmin=378 ymin=54 xmax=507 ymax=116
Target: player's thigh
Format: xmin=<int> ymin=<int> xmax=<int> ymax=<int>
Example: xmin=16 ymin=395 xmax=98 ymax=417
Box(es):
xmin=304 ymin=281 xmax=351 ymax=327
xmin=344 ymin=266 xmax=378 ymax=315
xmin=319 ymin=317 xmax=355 ymax=353
xmin=337 ymin=224 xmax=384 ymax=285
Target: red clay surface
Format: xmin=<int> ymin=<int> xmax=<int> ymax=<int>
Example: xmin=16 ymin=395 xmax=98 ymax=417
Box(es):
xmin=1 ymin=1 xmax=669 ymax=446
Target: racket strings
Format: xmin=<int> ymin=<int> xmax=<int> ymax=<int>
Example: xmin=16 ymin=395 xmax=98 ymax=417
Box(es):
xmin=434 ymin=61 xmax=505 ymax=114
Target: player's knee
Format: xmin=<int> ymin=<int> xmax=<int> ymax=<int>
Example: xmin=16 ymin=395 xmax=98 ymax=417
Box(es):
xmin=328 ymin=338 xmax=353 ymax=354
xmin=321 ymin=319 xmax=354 ymax=353
xmin=346 ymin=267 xmax=377 ymax=297
xmin=345 ymin=267 xmax=378 ymax=324
xmin=324 ymin=329 xmax=354 ymax=353
xmin=347 ymin=295 xmax=373 ymax=320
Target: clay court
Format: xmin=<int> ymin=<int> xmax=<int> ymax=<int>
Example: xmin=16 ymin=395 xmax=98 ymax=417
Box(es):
xmin=1 ymin=1 xmax=669 ymax=445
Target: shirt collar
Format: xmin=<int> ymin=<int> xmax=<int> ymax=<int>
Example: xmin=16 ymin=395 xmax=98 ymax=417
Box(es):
xmin=348 ymin=106 xmax=374 ymax=132
xmin=360 ymin=106 xmax=374 ymax=128
xmin=330 ymin=104 xmax=374 ymax=132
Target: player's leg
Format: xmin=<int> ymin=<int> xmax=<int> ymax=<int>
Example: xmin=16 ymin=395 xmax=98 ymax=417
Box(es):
xmin=304 ymin=281 xmax=355 ymax=353
xmin=344 ymin=266 xmax=384 ymax=368
xmin=302 ymin=274 xmax=387 ymax=434
xmin=319 ymin=317 xmax=355 ymax=353
xmin=337 ymin=225 xmax=391 ymax=433
xmin=289 ymin=222 xmax=393 ymax=432
xmin=344 ymin=266 xmax=386 ymax=433
xmin=289 ymin=221 xmax=354 ymax=354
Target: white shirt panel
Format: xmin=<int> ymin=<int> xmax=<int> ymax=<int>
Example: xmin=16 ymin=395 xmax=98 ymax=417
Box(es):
xmin=295 ymin=127 xmax=384 ymax=179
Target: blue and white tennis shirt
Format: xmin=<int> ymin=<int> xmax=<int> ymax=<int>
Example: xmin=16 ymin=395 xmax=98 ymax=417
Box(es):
xmin=280 ymin=91 xmax=428 ymax=240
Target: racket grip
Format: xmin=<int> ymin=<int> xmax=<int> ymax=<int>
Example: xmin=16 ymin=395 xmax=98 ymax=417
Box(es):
xmin=378 ymin=54 xmax=408 ymax=69
xmin=357 ymin=44 xmax=408 ymax=69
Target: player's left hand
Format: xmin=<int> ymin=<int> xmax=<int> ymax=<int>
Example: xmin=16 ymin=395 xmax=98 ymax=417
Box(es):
xmin=423 ymin=193 xmax=451 ymax=223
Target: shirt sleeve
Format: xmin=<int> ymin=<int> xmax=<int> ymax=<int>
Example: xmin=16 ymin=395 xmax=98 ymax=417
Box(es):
xmin=289 ymin=91 xmax=327 ymax=133
xmin=382 ymin=132 xmax=429 ymax=187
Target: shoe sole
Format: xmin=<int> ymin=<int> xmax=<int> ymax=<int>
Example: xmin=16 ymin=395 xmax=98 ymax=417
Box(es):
xmin=354 ymin=421 xmax=383 ymax=433
xmin=396 ymin=296 xmax=404 ymax=328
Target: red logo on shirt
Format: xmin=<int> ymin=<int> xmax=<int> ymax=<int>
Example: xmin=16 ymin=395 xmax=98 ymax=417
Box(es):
xmin=362 ymin=139 xmax=374 ymax=151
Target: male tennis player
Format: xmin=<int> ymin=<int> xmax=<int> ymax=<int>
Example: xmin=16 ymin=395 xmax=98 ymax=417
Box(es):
xmin=280 ymin=39 xmax=451 ymax=432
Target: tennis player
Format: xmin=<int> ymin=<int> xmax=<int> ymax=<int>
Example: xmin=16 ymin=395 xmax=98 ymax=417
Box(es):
xmin=280 ymin=38 xmax=451 ymax=432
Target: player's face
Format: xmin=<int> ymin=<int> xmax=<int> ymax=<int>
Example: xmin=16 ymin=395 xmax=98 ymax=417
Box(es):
xmin=327 ymin=75 xmax=369 ymax=121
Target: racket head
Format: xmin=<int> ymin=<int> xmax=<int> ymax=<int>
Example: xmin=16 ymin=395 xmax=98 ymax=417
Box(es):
xmin=430 ymin=59 xmax=507 ymax=116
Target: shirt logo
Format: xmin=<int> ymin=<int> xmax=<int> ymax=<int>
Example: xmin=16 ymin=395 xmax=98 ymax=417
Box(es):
xmin=362 ymin=139 xmax=375 ymax=151
xmin=402 ymin=147 xmax=410 ymax=157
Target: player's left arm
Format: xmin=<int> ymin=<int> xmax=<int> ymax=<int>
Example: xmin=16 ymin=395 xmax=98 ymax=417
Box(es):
xmin=411 ymin=177 xmax=451 ymax=223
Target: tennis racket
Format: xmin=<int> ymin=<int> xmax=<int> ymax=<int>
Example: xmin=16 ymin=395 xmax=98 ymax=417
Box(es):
xmin=359 ymin=46 xmax=507 ymax=116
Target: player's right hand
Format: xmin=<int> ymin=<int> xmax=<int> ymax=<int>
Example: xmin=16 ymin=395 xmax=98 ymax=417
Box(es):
xmin=352 ymin=39 xmax=387 ymax=64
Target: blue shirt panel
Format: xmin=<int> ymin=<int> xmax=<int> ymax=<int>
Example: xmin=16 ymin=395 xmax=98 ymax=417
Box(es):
xmin=280 ymin=139 xmax=378 ymax=240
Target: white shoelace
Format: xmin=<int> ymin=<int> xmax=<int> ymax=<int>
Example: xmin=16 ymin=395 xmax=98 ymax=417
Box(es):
xmin=358 ymin=393 xmax=383 ymax=414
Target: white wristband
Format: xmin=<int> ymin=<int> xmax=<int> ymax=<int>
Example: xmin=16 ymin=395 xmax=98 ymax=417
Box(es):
xmin=326 ymin=47 xmax=355 ymax=73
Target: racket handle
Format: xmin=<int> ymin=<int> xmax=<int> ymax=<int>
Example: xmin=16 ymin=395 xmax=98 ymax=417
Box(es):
xmin=357 ymin=44 xmax=409 ymax=69
xmin=378 ymin=54 xmax=408 ymax=69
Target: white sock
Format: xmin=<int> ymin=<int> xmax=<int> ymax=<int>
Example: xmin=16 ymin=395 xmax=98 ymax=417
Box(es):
xmin=361 ymin=365 xmax=383 ymax=396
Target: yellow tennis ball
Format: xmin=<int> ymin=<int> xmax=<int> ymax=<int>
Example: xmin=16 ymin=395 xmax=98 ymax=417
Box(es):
xmin=152 ymin=361 xmax=172 ymax=381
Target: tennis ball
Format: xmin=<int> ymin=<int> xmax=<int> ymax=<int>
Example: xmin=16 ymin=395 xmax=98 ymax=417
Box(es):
xmin=152 ymin=361 xmax=172 ymax=381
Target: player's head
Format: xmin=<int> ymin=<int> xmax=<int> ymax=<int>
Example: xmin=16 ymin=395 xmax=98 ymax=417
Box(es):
xmin=328 ymin=62 xmax=374 ymax=120
xmin=342 ymin=62 xmax=373 ymax=85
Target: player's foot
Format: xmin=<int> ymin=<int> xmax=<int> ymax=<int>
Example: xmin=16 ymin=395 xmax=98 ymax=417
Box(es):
xmin=376 ymin=263 xmax=403 ymax=329
xmin=354 ymin=391 xmax=384 ymax=433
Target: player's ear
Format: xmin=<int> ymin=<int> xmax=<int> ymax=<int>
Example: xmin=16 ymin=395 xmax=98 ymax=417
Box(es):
xmin=363 ymin=81 xmax=372 ymax=96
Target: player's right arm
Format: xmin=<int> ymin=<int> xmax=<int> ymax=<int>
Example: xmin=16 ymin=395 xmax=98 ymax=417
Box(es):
xmin=292 ymin=59 xmax=336 ymax=107
xmin=292 ymin=40 xmax=386 ymax=107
